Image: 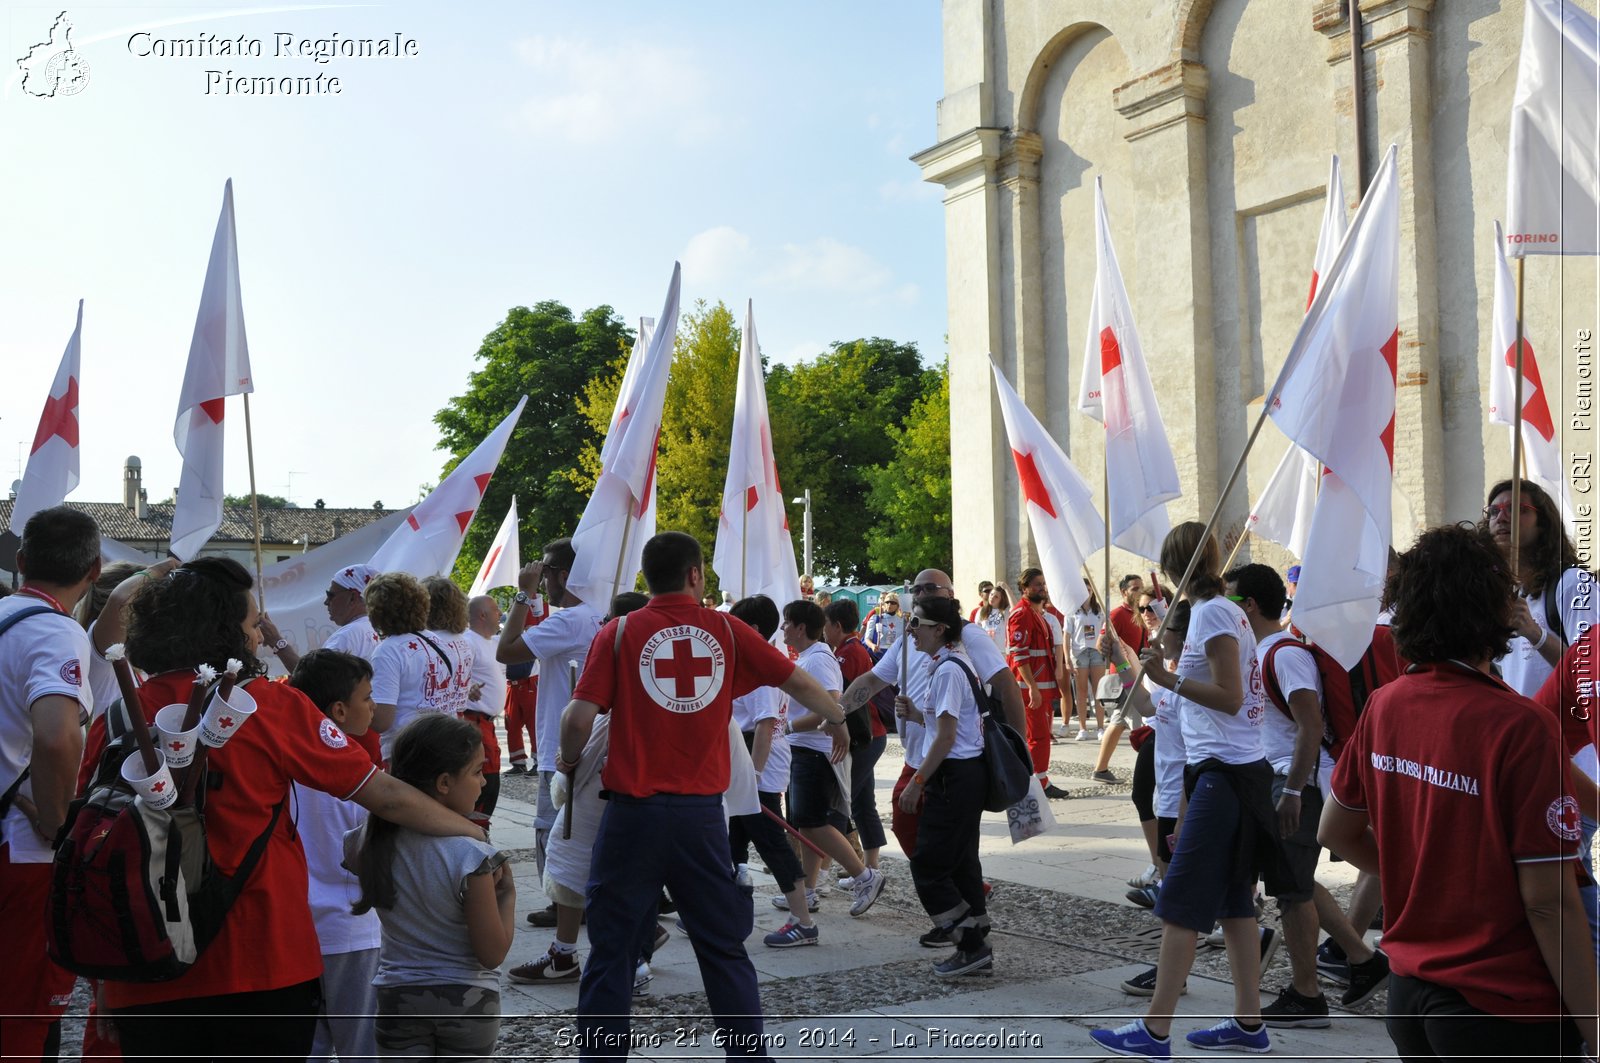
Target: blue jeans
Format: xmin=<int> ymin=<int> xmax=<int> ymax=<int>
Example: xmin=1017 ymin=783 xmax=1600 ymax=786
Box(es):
xmin=578 ymin=794 xmax=771 ymax=1061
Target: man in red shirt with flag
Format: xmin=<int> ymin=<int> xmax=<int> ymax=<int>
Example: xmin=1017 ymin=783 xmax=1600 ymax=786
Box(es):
xmin=1007 ymin=568 xmax=1068 ymax=799
xmin=557 ymin=531 xmax=845 ymax=1061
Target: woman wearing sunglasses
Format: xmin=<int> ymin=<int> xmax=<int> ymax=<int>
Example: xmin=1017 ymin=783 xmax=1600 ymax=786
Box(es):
xmin=1480 ymin=478 xmax=1595 ymax=697
xmin=895 ymin=595 xmax=993 ymax=979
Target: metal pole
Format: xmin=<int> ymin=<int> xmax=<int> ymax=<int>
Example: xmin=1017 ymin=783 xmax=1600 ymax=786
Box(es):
xmin=802 ymin=489 xmax=813 ymax=579
xmin=242 ymin=393 xmax=264 ymax=595
xmin=1349 ymin=0 xmax=1370 ymax=193
xmin=1511 ymin=255 xmax=1527 ymax=578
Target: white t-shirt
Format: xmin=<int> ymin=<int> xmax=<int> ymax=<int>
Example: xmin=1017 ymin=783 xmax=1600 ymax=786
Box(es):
xmin=868 ymin=612 xmax=904 ymax=651
xmin=1149 ymin=681 xmax=1186 ymax=818
xmin=871 ymin=621 xmax=1007 ymax=770
xmin=787 ymin=642 xmax=844 ymax=755
xmin=323 ymin=615 xmax=381 ymax=661
xmin=977 ymin=609 xmax=1006 ymax=650
xmin=84 ymin=618 xmax=121 ymax=722
xmin=1042 ymin=611 xmax=1064 ymax=655
xmin=545 ymin=713 xmax=610 ymax=896
xmin=1175 ymin=596 xmax=1265 ymax=766
xmin=926 ymin=647 xmax=985 ymax=760
xmin=0 ymin=594 xmax=92 ymax=862
xmin=426 ymin=631 xmax=475 ymax=719
xmin=1497 ymin=567 xmax=1598 ymax=696
xmin=1071 ymin=610 xmax=1105 ymax=654
xmin=371 ymin=633 xmax=456 ymax=760
xmin=520 ymin=603 xmax=603 ymax=772
xmin=293 ymin=781 xmax=380 ymax=955
xmin=463 ymin=630 xmax=505 ymax=718
xmin=733 ymin=687 xmax=789 ymax=794
xmin=1257 ymin=630 xmax=1335 ymax=788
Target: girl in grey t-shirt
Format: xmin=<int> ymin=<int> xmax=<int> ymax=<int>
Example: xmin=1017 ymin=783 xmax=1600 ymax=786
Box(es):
xmin=347 ymin=715 xmax=514 ymax=1060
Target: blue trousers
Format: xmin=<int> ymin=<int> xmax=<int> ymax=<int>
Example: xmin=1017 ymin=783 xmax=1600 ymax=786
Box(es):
xmin=578 ymin=794 xmax=771 ymax=1061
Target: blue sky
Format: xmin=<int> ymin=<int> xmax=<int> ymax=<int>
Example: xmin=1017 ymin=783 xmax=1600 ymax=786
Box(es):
xmin=0 ymin=2 xmax=945 ymax=511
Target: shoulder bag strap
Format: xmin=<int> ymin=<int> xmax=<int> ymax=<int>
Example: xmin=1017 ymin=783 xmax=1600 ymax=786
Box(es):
xmin=412 ymin=632 xmax=454 ymax=674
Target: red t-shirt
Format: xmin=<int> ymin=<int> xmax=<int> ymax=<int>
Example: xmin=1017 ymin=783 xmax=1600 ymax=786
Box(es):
xmin=834 ymin=636 xmax=884 ymax=738
xmin=1331 ymin=663 xmax=1580 ymax=1018
xmin=574 ymin=593 xmax=796 ymax=798
xmin=1109 ymin=603 xmax=1146 ymax=655
xmin=1005 ymin=603 xmax=1058 ymax=697
xmin=1533 ymin=625 xmax=1600 ymax=756
xmin=88 ymin=672 xmax=376 ymax=1006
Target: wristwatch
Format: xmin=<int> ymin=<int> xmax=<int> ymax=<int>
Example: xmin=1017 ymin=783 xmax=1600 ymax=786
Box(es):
xmin=271 ymin=638 xmax=289 ymax=653
xmin=513 ymin=591 xmax=531 ymax=606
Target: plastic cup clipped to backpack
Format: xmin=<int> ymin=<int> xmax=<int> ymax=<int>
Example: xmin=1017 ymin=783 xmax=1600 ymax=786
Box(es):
xmin=120 ymin=750 xmax=178 ymax=811
xmin=153 ymin=704 xmax=202 ymax=768
xmin=198 ymin=684 xmax=258 ymax=749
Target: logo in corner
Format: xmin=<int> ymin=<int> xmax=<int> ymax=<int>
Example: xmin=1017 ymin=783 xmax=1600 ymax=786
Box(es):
xmin=1547 ymin=795 xmax=1582 ymax=842
xmin=59 ymin=659 xmax=82 ymax=686
xmin=17 ymin=11 xmax=90 ymax=98
xmin=318 ymin=717 xmax=349 ymax=750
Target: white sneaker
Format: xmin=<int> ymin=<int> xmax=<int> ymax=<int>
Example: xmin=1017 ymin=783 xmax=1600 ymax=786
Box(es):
xmin=1074 ymin=729 xmax=1092 ymax=741
xmin=1127 ymin=864 xmax=1160 ymax=889
xmin=633 ymin=960 xmax=652 ymax=995
xmin=1206 ymin=922 xmax=1227 ymax=948
xmin=838 ymin=875 xmax=857 ymax=890
xmin=849 ymin=867 xmax=887 ymax=917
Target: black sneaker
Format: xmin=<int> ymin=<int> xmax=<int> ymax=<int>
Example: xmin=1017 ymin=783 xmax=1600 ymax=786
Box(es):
xmin=1120 ymin=965 xmax=1186 ymax=996
xmin=919 ymin=925 xmax=956 ymax=948
xmin=1043 ymin=783 xmax=1071 ymax=800
xmin=1341 ymin=949 xmax=1391 ymax=1007
xmin=1261 ymin=985 xmax=1331 ymax=1028
xmin=1316 ymin=938 xmax=1351 ymax=986
xmin=933 ymin=943 xmax=994 ymax=977
xmin=526 ymin=903 xmax=558 ymax=927
xmin=1259 ymin=925 xmax=1282 ymax=970
xmin=1091 ymin=769 xmax=1118 ymax=784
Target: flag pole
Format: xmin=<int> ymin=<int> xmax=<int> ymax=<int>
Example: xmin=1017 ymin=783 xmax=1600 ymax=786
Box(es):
xmin=242 ymin=393 xmax=264 ymax=594
xmin=1510 ymin=254 xmax=1527 ymax=579
xmin=1101 ymin=446 xmax=1112 ymax=637
xmin=610 ymin=503 xmax=636 ymax=607
xmin=1221 ymin=527 xmax=1250 ymax=573
xmin=740 ymin=504 xmax=748 ymax=600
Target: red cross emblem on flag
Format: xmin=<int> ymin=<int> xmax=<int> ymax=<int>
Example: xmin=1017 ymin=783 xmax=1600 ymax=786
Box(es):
xmin=638 ymin=625 xmax=726 ymax=714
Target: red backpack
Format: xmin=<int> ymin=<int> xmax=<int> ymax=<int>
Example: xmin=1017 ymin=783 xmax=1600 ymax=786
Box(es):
xmin=1262 ymin=627 xmax=1401 ymax=761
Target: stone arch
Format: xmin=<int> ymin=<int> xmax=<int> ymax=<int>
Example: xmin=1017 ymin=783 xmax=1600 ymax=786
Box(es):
xmin=1015 ymin=21 xmax=1117 ymax=134
xmin=1174 ymin=0 xmax=1218 ymax=59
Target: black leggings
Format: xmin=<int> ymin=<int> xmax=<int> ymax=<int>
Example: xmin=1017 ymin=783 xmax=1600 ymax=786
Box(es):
xmin=728 ymin=789 xmax=805 ymax=893
xmin=1131 ymin=731 xmax=1156 ymax=822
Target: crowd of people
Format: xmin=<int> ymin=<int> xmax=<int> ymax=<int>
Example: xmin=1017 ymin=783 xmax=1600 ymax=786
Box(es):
xmin=1 ymin=475 xmax=1597 ymax=1060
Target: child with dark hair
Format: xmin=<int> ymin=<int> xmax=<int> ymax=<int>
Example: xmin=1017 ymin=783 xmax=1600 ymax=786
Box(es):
xmin=289 ymin=649 xmax=382 ymax=1063
xmin=350 ymin=714 xmax=514 ymax=1060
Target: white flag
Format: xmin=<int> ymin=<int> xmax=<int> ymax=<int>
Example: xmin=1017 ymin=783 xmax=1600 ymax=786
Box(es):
xmin=1489 ymin=220 xmax=1577 ymax=523
xmin=10 ymin=301 xmax=83 ymax=534
xmin=1308 ymin=155 xmax=1348 ymax=307
xmin=367 ymin=397 xmax=527 ymax=577
xmin=1077 ymin=177 xmax=1181 ymax=561
xmin=567 ymin=263 xmax=681 ymax=608
xmin=712 ymin=301 xmax=802 ymax=604
xmin=468 ymin=497 xmax=521 ymax=597
xmin=1247 ymin=441 xmax=1319 ymax=561
xmin=1269 ymin=145 xmax=1401 ymax=669
xmin=993 ymin=361 xmax=1104 ymax=612
xmin=1507 ymin=0 xmax=1600 ymax=256
xmin=170 ymin=180 xmax=255 ymax=561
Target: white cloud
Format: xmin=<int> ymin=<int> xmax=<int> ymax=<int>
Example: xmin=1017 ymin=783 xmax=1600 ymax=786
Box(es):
xmin=512 ymin=35 xmax=723 ymax=145
xmin=682 ymin=226 xmax=753 ymax=285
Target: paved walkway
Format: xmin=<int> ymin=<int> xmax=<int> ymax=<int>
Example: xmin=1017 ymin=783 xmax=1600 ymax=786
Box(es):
xmin=493 ymin=728 xmax=1398 ymax=1061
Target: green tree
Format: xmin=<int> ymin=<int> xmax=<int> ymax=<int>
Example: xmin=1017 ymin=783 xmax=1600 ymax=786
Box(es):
xmin=768 ymin=338 xmax=934 ymax=583
xmin=224 ymin=493 xmax=290 ymax=509
xmin=437 ymin=302 xmax=633 ymax=586
xmin=655 ymin=301 xmax=742 ymax=583
xmin=865 ymin=362 xmax=951 ymax=577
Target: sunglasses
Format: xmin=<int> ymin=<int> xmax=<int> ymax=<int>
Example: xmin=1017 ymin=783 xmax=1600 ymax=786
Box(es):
xmin=1483 ymin=502 xmax=1536 ymax=520
xmin=909 ymin=582 xmax=950 ymax=596
xmin=908 ymin=615 xmax=944 ymax=630
xmin=1137 ymin=605 xmax=1156 ymax=614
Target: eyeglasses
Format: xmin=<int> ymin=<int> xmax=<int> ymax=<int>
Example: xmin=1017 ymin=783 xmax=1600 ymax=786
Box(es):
xmin=908 ymin=615 xmax=944 ymax=630
xmin=1483 ymin=502 xmax=1537 ymax=520
xmin=1137 ymin=605 xmax=1156 ymax=614
xmin=909 ymin=582 xmax=950 ymax=596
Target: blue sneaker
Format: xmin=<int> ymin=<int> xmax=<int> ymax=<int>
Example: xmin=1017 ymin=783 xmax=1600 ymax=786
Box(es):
xmin=1185 ymin=1017 xmax=1271 ymax=1053
xmin=763 ymin=920 xmax=819 ymax=948
xmin=1089 ymin=1019 xmax=1171 ymax=1059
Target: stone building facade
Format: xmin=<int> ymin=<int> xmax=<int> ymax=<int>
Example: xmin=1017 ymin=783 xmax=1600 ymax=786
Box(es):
xmin=917 ymin=0 xmax=1597 ymax=596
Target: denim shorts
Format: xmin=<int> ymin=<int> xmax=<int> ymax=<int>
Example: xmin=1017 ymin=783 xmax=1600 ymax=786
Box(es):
xmin=1153 ymin=770 xmax=1258 ymax=932
xmin=1073 ymin=646 xmax=1107 ymax=668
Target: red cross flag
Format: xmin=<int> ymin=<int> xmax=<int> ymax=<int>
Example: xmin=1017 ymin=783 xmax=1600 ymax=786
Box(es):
xmin=712 ymin=300 xmax=802 ymax=604
xmin=1308 ymin=154 xmax=1348 ymax=308
xmin=467 ymin=496 xmax=521 ymax=597
xmin=367 ymin=396 xmax=527 ymax=577
xmin=992 ymin=361 xmax=1103 ymax=612
xmin=1076 ymin=177 xmax=1181 ymax=561
xmin=1507 ymin=0 xmax=1600 ymax=257
xmin=568 ymin=263 xmax=681 ymax=608
xmin=1490 ymin=219 xmax=1576 ymax=522
xmin=1268 ymin=145 xmax=1400 ymax=669
xmin=9 ymin=300 xmax=83 ymax=534
xmin=170 ymin=180 xmax=255 ymax=560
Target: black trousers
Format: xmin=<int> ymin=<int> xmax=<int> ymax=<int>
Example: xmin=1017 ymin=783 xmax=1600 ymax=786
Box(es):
xmin=113 ymin=977 xmax=321 ymax=1062
xmin=728 ymin=789 xmax=805 ymax=893
xmin=909 ymin=757 xmax=987 ymax=942
xmin=1385 ymin=973 xmax=1583 ymax=1062
xmin=1131 ymin=730 xmax=1156 ymax=822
